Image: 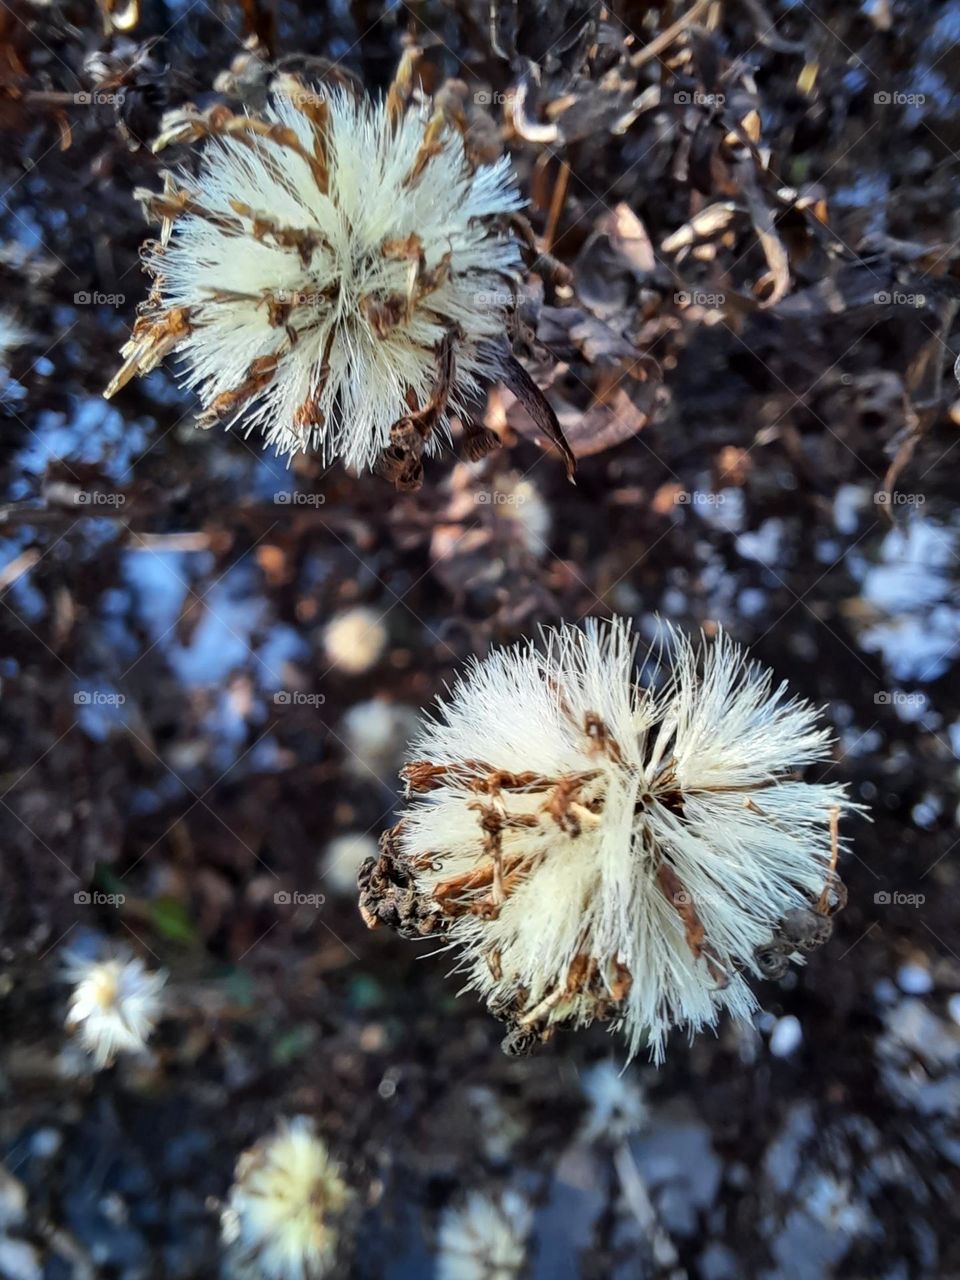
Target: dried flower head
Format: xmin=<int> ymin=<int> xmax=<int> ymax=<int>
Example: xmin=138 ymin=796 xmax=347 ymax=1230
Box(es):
xmin=360 ymin=617 xmax=858 ymax=1061
xmin=63 ymin=947 xmax=167 ymax=1068
xmin=221 ymin=1116 xmax=349 ymax=1280
xmin=322 ymin=606 xmax=387 ymax=674
xmin=104 ymin=54 xmax=540 ymax=485
xmin=437 ymin=1190 xmax=531 ymax=1280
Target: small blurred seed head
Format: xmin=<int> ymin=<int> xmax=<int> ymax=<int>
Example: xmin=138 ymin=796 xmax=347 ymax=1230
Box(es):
xmin=63 ymin=947 xmax=167 ymax=1068
xmin=491 ymin=471 xmax=551 ymax=555
xmin=579 ymin=1060 xmax=648 ymax=1142
xmin=437 ymin=1190 xmax=531 ymax=1280
xmin=321 ymin=832 xmax=379 ymax=897
xmin=322 ymin=607 xmax=387 ymax=675
xmin=0 ymin=313 xmax=28 ymax=367
xmin=221 ymin=1117 xmax=349 ymax=1280
xmin=342 ymin=698 xmax=419 ymax=781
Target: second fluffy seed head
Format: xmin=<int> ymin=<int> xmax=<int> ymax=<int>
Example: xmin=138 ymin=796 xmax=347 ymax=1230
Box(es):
xmin=360 ymin=617 xmax=857 ymax=1060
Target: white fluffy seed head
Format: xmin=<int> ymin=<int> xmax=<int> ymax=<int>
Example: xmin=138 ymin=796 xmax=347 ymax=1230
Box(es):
xmin=363 ymin=616 xmax=859 ymax=1061
xmin=221 ymin=1117 xmax=349 ymax=1280
xmin=106 ymin=77 xmax=523 ymax=476
xmin=322 ymin=607 xmax=387 ymax=674
xmin=437 ymin=1190 xmax=531 ymax=1280
xmin=63 ymin=948 xmax=167 ymax=1068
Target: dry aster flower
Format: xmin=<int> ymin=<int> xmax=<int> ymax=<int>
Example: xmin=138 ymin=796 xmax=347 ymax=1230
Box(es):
xmin=63 ymin=947 xmax=167 ymax=1068
xmin=360 ymin=616 xmax=858 ymax=1061
xmin=436 ymin=1190 xmax=531 ymax=1280
xmin=104 ymin=53 xmax=572 ymax=486
xmin=221 ymin=1116 xmax=349 ymax=1280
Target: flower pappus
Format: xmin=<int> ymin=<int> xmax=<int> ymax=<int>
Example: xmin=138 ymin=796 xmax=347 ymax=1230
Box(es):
xmin=104 ymin=52 xmax=541 ymax=487
xmin=359 ymin=616 xmax=858 ymax=1061
xmin=63 ymin=947 xmax=167 ymax=1068
xmin=221 ymin=1116 xmax=350 ymax=1280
